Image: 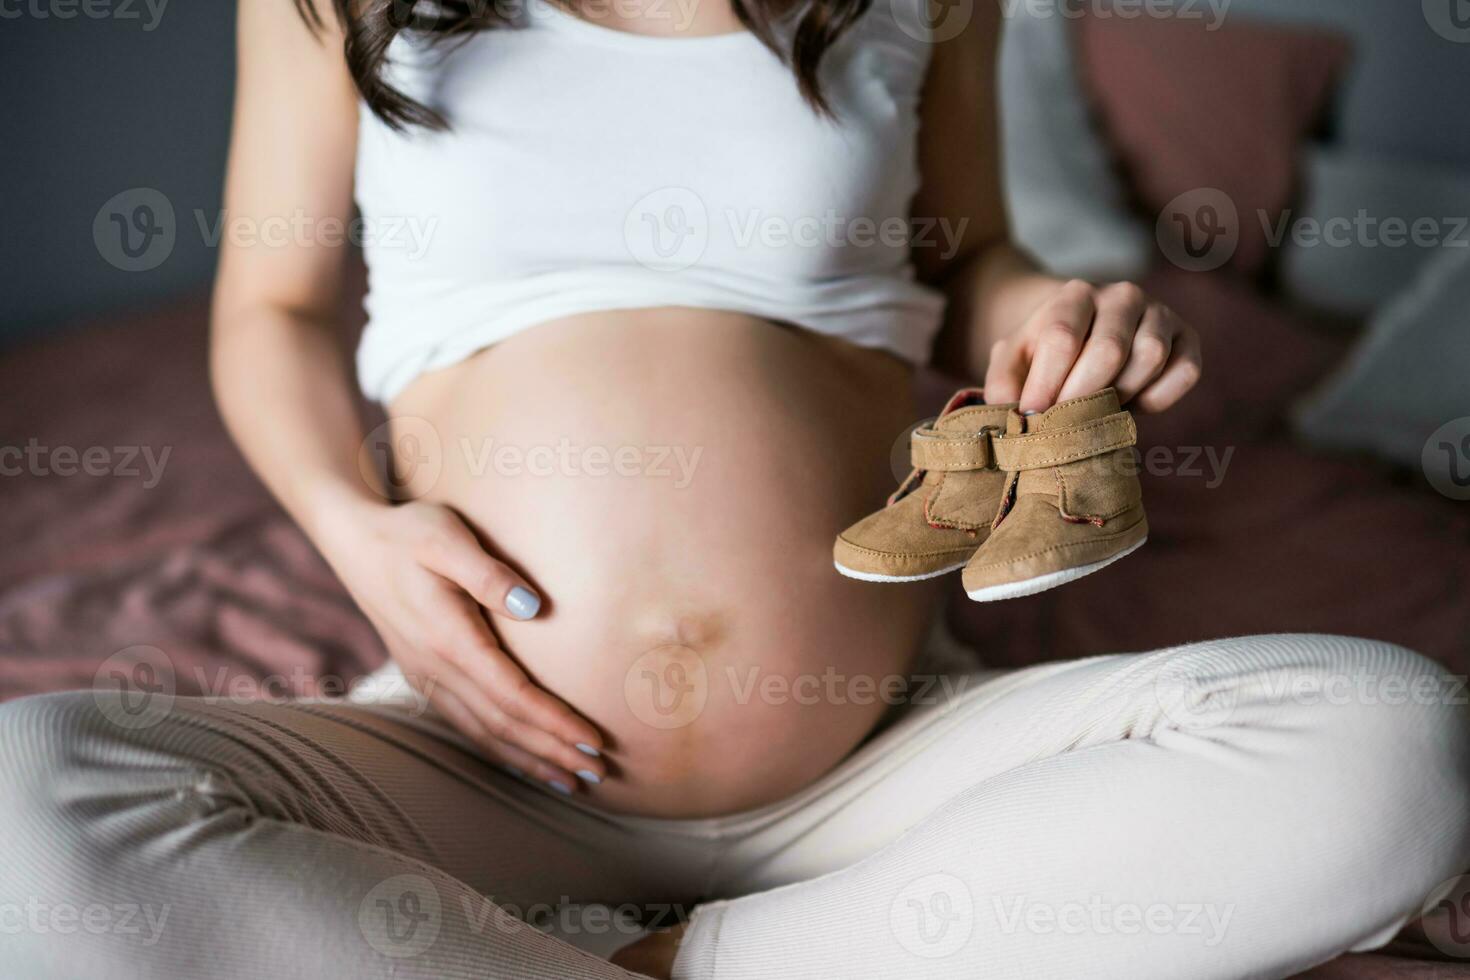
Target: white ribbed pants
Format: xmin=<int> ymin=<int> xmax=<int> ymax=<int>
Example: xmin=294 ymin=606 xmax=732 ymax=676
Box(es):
xmin=1 ymin=634 xmax=1466 ymax=979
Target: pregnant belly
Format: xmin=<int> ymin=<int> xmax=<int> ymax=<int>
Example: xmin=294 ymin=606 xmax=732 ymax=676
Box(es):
xmin=391 ymin=309 xmax=938 ymax=817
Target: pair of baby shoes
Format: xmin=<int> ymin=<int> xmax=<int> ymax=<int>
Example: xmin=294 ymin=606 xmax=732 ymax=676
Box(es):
xmin=834 ymin=388 xmax=1148 ymax=601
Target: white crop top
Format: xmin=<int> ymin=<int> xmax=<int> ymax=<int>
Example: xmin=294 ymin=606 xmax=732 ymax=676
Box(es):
xmin=354 ymin=0 xmax=944 ymax=403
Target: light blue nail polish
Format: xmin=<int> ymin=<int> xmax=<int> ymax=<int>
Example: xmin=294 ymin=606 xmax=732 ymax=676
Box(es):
xmin=547 ymin=780 xmax=573 ymax=795
xmin=506 ymin=586 xmax=541 ymax=621
xmin=575 ymin=743 xmax=601 ymax=758
xmin=576 ymin=769 xmax=601 ymax=785
xmin=1022 ymin=409 xmax=1039 ymax=416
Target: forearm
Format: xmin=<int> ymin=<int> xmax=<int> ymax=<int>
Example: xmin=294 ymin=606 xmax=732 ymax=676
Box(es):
xmin=930 ymin=240 xmax=1065 ymax=382
xmin=210 ymin=306 xmax=384 ymax=543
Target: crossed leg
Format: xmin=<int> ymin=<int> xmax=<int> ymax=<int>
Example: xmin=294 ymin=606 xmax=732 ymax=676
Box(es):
xmin=0 ymin=694 xmax=705 ymax=979
xmin=2 ymin=634 xmax=1466 ymax=980
xmin=670 ymin=635 xmax=1470 ymax=980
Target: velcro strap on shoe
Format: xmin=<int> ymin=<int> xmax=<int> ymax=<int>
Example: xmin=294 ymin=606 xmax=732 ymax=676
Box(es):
xmin=991 ymin=412 xmax=1136 ymax=471
xmin=910 ymin=428 xmax=996 ymax=471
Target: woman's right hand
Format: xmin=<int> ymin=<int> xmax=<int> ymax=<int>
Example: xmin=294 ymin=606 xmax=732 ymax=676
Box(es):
xmin=212 ymin=0 xmax=602 ymax=791
xmin=316 ymin=498 xmax=607 ymax=792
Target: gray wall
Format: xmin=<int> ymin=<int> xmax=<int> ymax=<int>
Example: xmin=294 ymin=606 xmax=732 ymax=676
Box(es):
xmin=0 ymin=1 xmax=236 ymax=345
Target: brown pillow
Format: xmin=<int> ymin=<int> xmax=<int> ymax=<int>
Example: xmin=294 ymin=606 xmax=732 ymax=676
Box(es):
xmin=1076 ymin=10 xmax=1351 ymax=276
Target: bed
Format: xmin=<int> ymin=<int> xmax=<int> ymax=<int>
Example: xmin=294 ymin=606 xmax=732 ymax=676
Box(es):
xmin=4 ymin=5 xmax=1468 ymax=972
xmin=2 ymin=256 xmax=1467 ymax=974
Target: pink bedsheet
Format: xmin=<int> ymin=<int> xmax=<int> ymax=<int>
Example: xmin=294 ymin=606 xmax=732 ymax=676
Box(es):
xmin=1 ymin=269 xmax=1467 ymax=976
xmin=0 ymin=297 xmax=383 ymax=702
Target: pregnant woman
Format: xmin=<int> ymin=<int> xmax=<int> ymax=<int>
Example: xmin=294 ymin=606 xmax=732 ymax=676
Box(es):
xmin=2 ymin=0 xmax=1467 ymax=977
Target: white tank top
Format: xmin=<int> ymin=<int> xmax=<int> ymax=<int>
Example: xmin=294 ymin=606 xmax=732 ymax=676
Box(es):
xmin=354 ymin=0 xmax=943 ymax=403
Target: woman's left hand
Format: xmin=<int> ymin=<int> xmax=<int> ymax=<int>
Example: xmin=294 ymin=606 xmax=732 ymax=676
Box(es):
xmin=983 ymin=279 xmax=1203 ymax=415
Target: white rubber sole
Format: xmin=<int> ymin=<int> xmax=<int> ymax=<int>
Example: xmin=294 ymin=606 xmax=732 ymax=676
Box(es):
xmin=833 ymin=558 xmax=971 ymax=584
xmin=964 ymin=537 xmax=1147 ymax=602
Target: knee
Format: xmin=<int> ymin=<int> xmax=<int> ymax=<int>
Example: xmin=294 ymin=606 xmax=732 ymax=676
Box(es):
xmin=0 ymin=691 xmax=134 ymax=934
xmin=0 ymin=690 xmax=240 ymax=877
xmin=1255 ymin=637 xmax=1470 ymax=850
xmin=1295 ymin=637 xmax=1470 ymax=894
xmin=1281 ymin=635 xmax=1468 ymax=753
xmin=1155 ymin=634 xmax=1470 ymax=797
xmin=1176 ymin=635 xmax=1470 ymax=869
xmin=0 ymin=692 xmax=101 ymax=832
xmin=1232 ymin=635 xmax=1467 ymax=756
xmin=0 ymin=692 xmax=207 ymax=973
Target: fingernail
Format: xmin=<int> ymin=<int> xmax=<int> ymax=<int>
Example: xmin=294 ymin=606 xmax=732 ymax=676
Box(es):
xmin=1022 ymin=409 xmax=1039 ymax=416
xmin=575 ymin=743 xmax=601 ymax=758
xmin=576 ymin=769 xmax=601 ymax=785
xmin=547 ymin=779 xmax=573 ymax=795
xmin=506 ymin=586 xmax=541 ymax=620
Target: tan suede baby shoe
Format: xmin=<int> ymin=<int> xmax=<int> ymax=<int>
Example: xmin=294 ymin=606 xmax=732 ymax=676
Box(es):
xmin=834 ymin=389 xmax=1016 ymax=582
xmin=962 ymin=388 xmax=1147 ymax=602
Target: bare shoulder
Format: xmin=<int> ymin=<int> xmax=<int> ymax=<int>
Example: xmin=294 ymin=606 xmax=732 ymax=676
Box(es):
xmin=215 ymin=0 xmax=359 ymax=319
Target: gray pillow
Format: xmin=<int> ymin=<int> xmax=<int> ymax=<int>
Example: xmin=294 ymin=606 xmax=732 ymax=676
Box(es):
xmin=1293 ymin=244 xmax=1470 ymax=481
xmin=998 ymin=7 xmax=1149 ymax=280
xmin=1280 ymin=145 xmax=1470 ymax=316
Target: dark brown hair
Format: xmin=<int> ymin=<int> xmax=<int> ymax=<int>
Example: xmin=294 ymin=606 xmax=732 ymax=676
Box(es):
xmin=294 ymin=0 xmax=871 ymax=131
